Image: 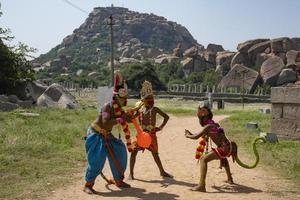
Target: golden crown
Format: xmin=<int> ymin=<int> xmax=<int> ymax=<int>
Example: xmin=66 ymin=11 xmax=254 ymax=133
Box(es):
xmin=140 ymin=80 xmax=153 ymax=99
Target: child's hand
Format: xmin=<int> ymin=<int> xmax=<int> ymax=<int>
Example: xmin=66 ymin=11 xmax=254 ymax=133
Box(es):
xmin=184 ymin=129 xmax=192 ymax=138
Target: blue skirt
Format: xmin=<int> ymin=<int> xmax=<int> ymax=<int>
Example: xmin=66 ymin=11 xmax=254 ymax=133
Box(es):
xmin=84 ymin=128 xmax=127 ymax=182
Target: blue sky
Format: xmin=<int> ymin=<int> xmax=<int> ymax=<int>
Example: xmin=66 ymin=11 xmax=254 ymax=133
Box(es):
xmin=1 ymin=0 xmax=299 ymax=57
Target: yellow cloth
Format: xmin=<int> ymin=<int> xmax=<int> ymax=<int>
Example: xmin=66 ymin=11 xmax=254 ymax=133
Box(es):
xmin=91 ymin=121 xmax=109 ymax=136
xmin=142 ymin=124 xmax=155 ymax=131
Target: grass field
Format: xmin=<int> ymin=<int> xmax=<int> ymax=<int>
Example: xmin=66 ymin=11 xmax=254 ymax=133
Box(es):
xmin=0 ymin=98 xmax=299 ymax=199
xmin=220 ymin=111 xmax=300 ymax=184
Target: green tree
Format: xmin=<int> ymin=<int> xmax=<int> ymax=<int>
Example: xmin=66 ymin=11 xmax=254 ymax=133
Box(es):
xmin=155 ymin=61 xmax=185 ymax=85
xmin=186 ymin=72 xmax=203 ymax=83
xmin=201 ymin=69 xmax=222 ymax=88
xmin=0 ymin=5 xmax=36 ymax=95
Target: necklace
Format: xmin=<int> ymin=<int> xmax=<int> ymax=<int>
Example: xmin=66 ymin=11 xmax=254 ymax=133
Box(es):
xmin=141 ymin=106 xmax=153 ymax=129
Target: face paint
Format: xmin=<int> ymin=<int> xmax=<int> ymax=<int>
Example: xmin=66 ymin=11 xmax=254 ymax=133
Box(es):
xmin=144 ymin=98 xmax=154 ymax=108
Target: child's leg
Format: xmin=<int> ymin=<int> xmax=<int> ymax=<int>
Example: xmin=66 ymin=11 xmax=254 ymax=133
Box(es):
xmin=192 ymin=151 xmax=219 ymax=192
xmin=222 ymin=158 xmax=234 ymax=184
xmin=129 ymin=149 xmax=139 ymax=180
xmin=151 ymin=151 xmax=173 ymax=178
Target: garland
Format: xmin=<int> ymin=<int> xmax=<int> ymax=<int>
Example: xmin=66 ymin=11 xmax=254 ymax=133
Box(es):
xmin=112 ymin=99 xmax=133 ymax=152
xmin=195 ymin=136 xmax=207 ymax=159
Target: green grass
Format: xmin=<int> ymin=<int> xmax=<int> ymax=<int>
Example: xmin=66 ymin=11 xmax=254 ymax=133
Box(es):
xmin=0 ymin=108 xmax=96 ymax=199
xmin=220 ymin=111 xmax=300 ymax=188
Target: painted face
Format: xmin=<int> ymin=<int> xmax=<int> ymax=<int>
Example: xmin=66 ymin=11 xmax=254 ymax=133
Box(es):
xmin=143 ymin=96 xmax=154 ymax=108
xmin=197 ymin=107 xmax=209 ymax=126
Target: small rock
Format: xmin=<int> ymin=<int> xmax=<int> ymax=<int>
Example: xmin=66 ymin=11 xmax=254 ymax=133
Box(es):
xmin=18 ymin=112 xmax=40 ymax=117
xmin=259 ymin=132 xmax=278 ymax=143
xmin=246 ymin=122 xmax=258 ymax=129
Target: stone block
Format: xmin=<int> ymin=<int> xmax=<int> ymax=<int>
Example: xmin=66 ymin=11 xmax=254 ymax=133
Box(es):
xmin=271 ymin=87 xmax=300 ymax=104
xmin=271 ymin=118 xmax=297 ymax=138
xmin=282 ymin=104 xmax=300 ymax=120
xmin=284 ymin=87 xmax=300 ymax=104
xmin=271 ymin=104 xmax=283 ymax=119
xmin=271 ymin=87 xmax=285 ymax=103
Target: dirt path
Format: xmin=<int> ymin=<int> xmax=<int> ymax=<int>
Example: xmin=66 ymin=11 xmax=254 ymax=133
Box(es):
xmin=47 ymin=115 xmax=299 ymax=200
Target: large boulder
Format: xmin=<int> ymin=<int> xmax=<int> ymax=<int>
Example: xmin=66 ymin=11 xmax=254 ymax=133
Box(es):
xmin=219 ymin=64 xmax=260 ymax=93
xmin=230 ymin=52 xmax=252 ymax=68
xmin=255 ymin=53 xmax=272 ymax=70
xmin=181 ymin=57 xmax=210 ymax=76
xmin=277 ymin=68 xmax=298 ymax=85
xmin=183 ymin=46 xmax=199 ymax=58
xmin=26 ymin=81 xmax=48 ymax=101
xmin=271 ymin=37 xmax=293 ymax=53
xmin=286 ymin=50 xmax=299 ymax=68
xmin=155 ymin=55 xmax=179 ymax=64
xmin=248 ymin=40 xmax=271 ymax=62
xmin=260 ymin=56 xmax=285 ymax=86
xmin=203 ymin=51 xmax=216 ymax=65
xmin=216 ymin=51 xmax=236 ymax=76
xmin=37 ymin=83 xmax=77 ymax=109
xmin=206 ymin=43 xmax=224 ymax=53
xmin=172 ymin=44 xmax=183 ymax=57
xmin=237 ymin=39 xmax=269 ymax=53
xmin=291 ymin=38 xmax=300 ymax=51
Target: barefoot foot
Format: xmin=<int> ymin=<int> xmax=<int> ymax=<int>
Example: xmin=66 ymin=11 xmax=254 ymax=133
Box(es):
xmin=116 ymin=181 xmax=131 ymax=188
xmin=83 ymin=186 xmax=96 ymax=194
xmin=225 ymin=179 xmax=234 ymax=184
xmin=190 ymin=185 xmax=206 ymax=192
xmin=128 ymin=174 xmax=135 ymax=180
xmin=160 ymin=171 xmax=173 ymax=178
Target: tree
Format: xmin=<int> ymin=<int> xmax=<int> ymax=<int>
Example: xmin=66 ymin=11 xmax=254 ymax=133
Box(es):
xmin=201 ymin=69 xmax=222 ymax=88
xmin=0 ymin=5 xmax=36 ymax=96
xmin=155 ymin=61 xmax=185 ymax=85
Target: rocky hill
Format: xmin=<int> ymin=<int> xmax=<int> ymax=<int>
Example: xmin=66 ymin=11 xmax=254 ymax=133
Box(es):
xmin=34 ymin=6 xmax=200 ymax=76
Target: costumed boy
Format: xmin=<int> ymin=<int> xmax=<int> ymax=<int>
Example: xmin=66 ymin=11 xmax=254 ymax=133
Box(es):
xmin=185 ymin=104 xmax=265 ymax=192
xmin=129 ymin=80 xmax=172 ymax=180
xmin=185 ymin=105 xmax=234 ymax=192
xmin=83 ymin=70 xmax=138 ymax=194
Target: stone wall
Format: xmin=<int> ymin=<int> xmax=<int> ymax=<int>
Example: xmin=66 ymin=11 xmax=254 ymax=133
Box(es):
xmin=271 ymin=86 xmax=300 ymax=140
